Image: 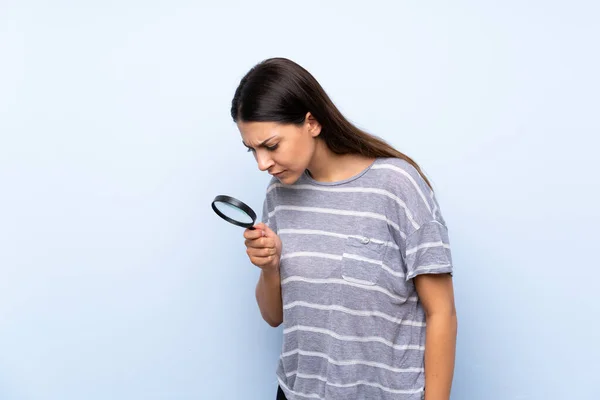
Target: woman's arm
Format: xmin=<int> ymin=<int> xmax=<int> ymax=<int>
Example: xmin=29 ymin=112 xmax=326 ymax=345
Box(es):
xmin=256 ymin=267 xmax=283 ymax=327
xmin=414 ymin=273 xmax=457 ymax=400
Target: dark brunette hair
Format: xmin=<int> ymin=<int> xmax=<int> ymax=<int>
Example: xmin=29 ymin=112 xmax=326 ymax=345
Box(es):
xmin=231 ymin=57 xmax=432 ymax=189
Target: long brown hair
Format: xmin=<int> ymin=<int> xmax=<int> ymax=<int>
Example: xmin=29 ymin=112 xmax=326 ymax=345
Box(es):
xmin=230 ymin=57 xmax=432 ymax=189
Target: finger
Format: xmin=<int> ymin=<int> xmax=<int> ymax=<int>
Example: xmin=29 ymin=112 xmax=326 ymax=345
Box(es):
xmin=247 ymin=247 xmax=277 ymax=258
xmin=259 ymin=224 xmax=275 ymax=238
xmin=249 ymin=254 xmax=275 ymax=267
xmin=252 ymin=223 xmax=272 ymax=238
xmin=245 ymin=237 xmax=274 ymax=249
xmin=253 ymin=222 xmax=267 ymax=231
xmin=246 ymin=245 xmax=276 ymax=257
xmin=243 ymin=228 xmax=263 ymax=240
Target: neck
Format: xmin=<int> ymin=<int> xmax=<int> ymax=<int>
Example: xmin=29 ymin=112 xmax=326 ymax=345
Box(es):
xmin=306 ymin=139 xmax=375 ymax=182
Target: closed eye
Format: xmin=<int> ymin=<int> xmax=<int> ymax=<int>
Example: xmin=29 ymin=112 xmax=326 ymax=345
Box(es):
xmin=242 ymin=136 xmax=279 ymax=153
xmin=244 ymin=144 xmax=278 ymax=152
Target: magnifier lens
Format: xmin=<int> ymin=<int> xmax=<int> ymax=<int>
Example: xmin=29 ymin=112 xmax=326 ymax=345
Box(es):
xmin=213 ymin=201 xmax=254 ymax=224
xmin=211 ymin=195 xmax=257 ymax=229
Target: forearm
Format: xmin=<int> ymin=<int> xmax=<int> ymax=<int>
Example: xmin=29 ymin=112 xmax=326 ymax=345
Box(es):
xmin=255 ymin=268 xmax=283 ymax=327
xmin=424 ymin=312 xmax=457 ymax=400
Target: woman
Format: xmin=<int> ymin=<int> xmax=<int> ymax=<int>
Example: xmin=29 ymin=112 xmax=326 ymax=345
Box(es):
xmin=231 ymin=57 xmax=457 ymax=400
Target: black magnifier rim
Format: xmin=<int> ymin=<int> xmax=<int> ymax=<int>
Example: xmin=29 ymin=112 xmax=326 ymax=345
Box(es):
xmin=211 ymin=195 xmax=257 ymax=228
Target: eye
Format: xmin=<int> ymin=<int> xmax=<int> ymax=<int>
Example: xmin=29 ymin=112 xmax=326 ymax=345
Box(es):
xmin=246 ymin=147 xmax=255 ymax=153
xmin=266 ymin=144 xmax=279 ymax=151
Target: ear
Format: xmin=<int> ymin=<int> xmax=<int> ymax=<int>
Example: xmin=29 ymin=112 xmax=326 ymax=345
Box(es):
xmin=305 ymin=112 xmax=322 ymax=138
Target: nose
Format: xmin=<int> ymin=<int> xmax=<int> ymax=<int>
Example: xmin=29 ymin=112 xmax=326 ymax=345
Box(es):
xmin=255 ymin=151 xmax=274 ymax=172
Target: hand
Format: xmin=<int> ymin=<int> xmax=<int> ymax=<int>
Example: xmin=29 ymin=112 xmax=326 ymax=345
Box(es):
xmin=243 ymin=222 xmax=282 ymax=273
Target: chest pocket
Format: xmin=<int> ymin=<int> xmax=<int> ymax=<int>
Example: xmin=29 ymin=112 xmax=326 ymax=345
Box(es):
xmin=341 ymin=236 xmax=387 ymax=286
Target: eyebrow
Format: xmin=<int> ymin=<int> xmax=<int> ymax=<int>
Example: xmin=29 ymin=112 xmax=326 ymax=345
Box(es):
xmin=242 ymin=135 xmax=277 ymax=149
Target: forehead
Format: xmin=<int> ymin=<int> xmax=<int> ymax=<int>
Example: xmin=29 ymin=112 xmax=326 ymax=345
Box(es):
xmin=237 ymin=121 xmax=292 ymax=143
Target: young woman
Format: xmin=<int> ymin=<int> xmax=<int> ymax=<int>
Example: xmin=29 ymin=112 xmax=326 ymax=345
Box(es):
xmin=231 ymin=58 xmax=457 ymax=400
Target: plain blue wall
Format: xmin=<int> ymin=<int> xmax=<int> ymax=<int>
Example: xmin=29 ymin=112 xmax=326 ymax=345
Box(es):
xmin=1 ymin=1 xmax=598 ymax=399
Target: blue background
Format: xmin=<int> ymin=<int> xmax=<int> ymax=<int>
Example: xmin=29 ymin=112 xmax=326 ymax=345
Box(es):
xmin=1 ymin=1 xmax=598 ymax=399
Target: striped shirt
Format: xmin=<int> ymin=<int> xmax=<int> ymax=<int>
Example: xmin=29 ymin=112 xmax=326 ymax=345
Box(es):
xmin=261 ymin=157 xmax=453 ymax=400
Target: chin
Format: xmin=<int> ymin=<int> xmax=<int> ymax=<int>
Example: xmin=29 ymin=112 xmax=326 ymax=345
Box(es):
xmin=276 ymin=172 xmax=300 ymax=185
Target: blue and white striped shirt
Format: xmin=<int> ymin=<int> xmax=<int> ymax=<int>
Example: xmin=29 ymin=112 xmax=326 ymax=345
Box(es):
xmin=262 ymin=157 xmax=453 ymax=400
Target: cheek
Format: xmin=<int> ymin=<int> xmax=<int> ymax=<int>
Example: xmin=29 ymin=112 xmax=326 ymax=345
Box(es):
xmin=280 ymin=147 xmax=302 ymax=168
xmin=276 ymin=135 xmax=312 ymax=169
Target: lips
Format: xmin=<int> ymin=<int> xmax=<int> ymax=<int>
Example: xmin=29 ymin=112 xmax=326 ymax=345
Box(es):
xmin=271 ymin=170 xmax=286 ymax=177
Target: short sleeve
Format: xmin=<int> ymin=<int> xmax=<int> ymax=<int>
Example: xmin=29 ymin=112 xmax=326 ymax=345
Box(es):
xmin=404 ymin=220 xmax=453 ymax=281
xmin=377 ymin=158 xmax=454 ymax=280
xmin=261 ymin=178 xmax=278 ymax=232
xmin=261 ymin=197 xmax=276 ymax=231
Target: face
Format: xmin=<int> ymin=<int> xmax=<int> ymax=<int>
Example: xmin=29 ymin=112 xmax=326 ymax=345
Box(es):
xmin=237 ymin=113 xmax=321 ymax=185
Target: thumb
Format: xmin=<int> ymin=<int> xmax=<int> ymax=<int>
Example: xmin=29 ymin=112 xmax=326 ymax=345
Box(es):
xmin=253 ymin=222 xmax=273 ymax=237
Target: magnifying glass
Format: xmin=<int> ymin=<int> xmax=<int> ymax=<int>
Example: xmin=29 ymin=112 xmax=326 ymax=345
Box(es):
xmin=211 ymin=195 xmax=257 ymax=229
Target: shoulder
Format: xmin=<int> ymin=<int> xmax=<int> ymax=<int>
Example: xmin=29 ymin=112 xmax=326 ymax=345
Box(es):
xmin=263 ymin=176 xmax=281 ymax=202
xmin=370 ymin=157 xmax=432 ymax=197
xmin=263 ymin=175 xmax=295 ymax=205
xmin=265 ymin=175 xmax=280 ymax=191
xmin=369 ymin=157 xmax=442 ymax=229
